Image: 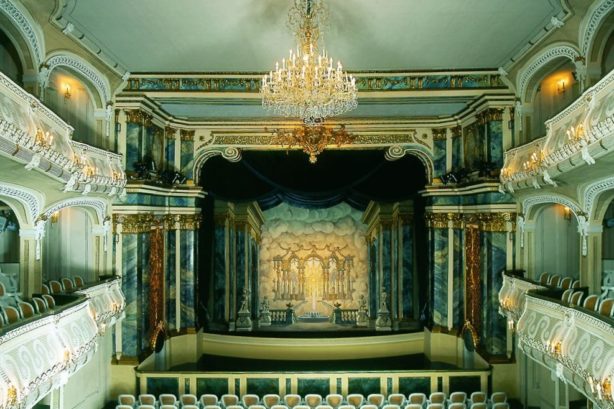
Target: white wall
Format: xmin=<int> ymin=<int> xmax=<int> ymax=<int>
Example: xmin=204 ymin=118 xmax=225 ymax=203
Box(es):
xmin=43 ymin=207 xmax=94 ymax=282
xmin=533 ymin=204 xmax=580 ymax=280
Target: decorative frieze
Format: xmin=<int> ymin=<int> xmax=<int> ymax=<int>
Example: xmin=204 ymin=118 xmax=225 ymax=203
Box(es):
xmin=426 ymin=212 xmax=515 ymax=231
xmin=125 ymin=110 xmax=153 ymax=126
xmin=476 ymin=108 xmax=504 ymax=125
xmin=113 ymin=213 xmax=202 ymax=234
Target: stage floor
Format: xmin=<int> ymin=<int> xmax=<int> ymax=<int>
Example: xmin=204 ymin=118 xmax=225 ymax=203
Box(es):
xmin=166 ymin=354 xmax=462 ymax=373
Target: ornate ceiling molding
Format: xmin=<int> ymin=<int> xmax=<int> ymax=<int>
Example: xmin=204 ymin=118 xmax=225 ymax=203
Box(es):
xmin=516 ymin=43 xmax=581 ymax=103
xmin=0 ymin=0 xmax=45 ymax=68
xmin=0 ymin=182 xmax=44 ymax=226
xmin=579 ymin=0 xmax=614 ymax=57
xmin=42 ymin=52 xmax=112 ymax=107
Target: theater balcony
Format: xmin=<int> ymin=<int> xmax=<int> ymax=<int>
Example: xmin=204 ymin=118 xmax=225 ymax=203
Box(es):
xmin=498 ymin=272 xmax=614 ymax=407
xmin=0 ymin=71 xmax=126 ymax=197
xmin=500 ymin=69 xmax=614 ymax=193
xmin=0 ymin=277 xmax=125 ymax=408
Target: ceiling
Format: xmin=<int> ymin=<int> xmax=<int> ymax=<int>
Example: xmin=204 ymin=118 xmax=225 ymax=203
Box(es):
xmin=59 ymin=0 xmax=566 ymax=73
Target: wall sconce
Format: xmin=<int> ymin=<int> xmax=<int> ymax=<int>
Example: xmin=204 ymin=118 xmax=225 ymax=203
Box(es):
xmin=50 ymin=211 xmax=59 ymax=224
xmin=557 ymin=79 xmax=566 ymax=94
xmin=63 ymin=83 xmax=71 ymax=100
xmin=563 ymin=206 xmax=572 ymax=221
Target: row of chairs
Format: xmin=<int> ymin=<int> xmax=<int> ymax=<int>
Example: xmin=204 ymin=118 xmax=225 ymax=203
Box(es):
xmin=538 ymin=273 xmax=580 ymax=290
xmin=562 ymin=290 xmax=614 ymax=317
xmin=0 ymin=294 xmax=56 ymax=327
xmin=42 ymin=276 xmax=85 ymax=295
xmin=117 ymin=392 xmax=508 ymax=409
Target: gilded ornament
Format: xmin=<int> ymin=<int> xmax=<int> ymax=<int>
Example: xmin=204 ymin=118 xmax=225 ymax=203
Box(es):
xmin=432 ymin=128 xmax=447 ymax=141
xmin=180 ymin=130 xmax=195 ymax=142
xmin=165 ymin=126 xmax=177 ymax=140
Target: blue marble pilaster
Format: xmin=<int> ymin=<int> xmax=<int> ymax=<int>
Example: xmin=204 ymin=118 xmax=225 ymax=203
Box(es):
xmin=487 ymin=120 xmax=503 ymax=168
xmin=452 ymin=134 xmax=462 ymax=170
xmin=452 ymin=229 xmax=464 ymax=329
xmin=125 ymin=122 xmax=141 ymax=172
xmin=235 ymin=227 xmax=247 ymax=295
xmin=149 ymin=125 xmax=164 ymax=170
xmin=121 ymin=234 xmax=138 ymax=357
xmin=250 ymin=237 xmax=259 ymax=316
xmin=369 ymin=240 xmax=378 ymax=318
xmin=381 ymin=225 xmax=392 ymax=297
xmin=139 ymin=232 xmax=151 ymax=353
xmin=181 ymin=137 xmax=194 ymax=181
xmin=433 ymin=138 xmax=447 ymax=178
xmin=401 ymin=224 xmax=414 ymax=319
xmin=213 ymin=224 xmax=226 ymax=322
xmin=166 ymin=230 xmax=177 ymax=331
xmin=431 ymin=228 xmax=448 ymax=327
xmin=480 ymin=231 xmax=507 ymax=355
xmin=180 ymin=229 xmax=197 ymax=328
xmin=165 ymin=137 xmax=176 ymax=170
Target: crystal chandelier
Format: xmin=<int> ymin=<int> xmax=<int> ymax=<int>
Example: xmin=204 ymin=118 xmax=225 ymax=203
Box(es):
xmin=261 ymin=0 xmax=358 ymax=126
xmin=271 ymin=124 xmax=355 ymax=164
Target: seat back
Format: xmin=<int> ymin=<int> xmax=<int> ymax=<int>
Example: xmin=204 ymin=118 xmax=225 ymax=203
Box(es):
xmin=548 ymin=274 xmax=561 ymax=287
xmin=387 ymin=394 xmax=406 ymax=407
xmin=139 ymin=394 xmax=156 ymax=405
xmin=448 ymin=404 xmax=465 ymax=409
xmin=264 ymin=394 xmax=282 ymax=408
xmin=490 ymin=392 xmax=507 ymax=404
xmin=469 ymin=392 xmax=486 ymax=404
xmin=429 ymin=393 xmax=445 ymax=404
xmin=426 ymin=404 xmax=444 ymax=409
xmin=0 ymin=282 xmax=5 ymax=296
xmin=361 ymin=405 xmax=378 ymax=409
xmin=599 ymin=298 xmax=614 ymax=316
xmin=559 ymin=277 xmax=572 ymax=290
xmin=539 ymin=272 xmax=550 ymax=285
xmin=315 ymin=405 xmax=334 ymax=409
xmin=49 ymin=280 xmax=63 ymax=294
xmin=74 ymin=275 xmax=85 ymax=288
xmin=570 ymin=291 xmax=583 ymax=306
xmin=561 ymin=289 xmax=574 ymax=304
xmin=284 ymin=394 xmax=302 ymax=408
xmin=201 ymin=394 xmax=219 ymax=406
xmin=32 ymin=297 xmax=47 ymax=313
xmin=18 ymin=302 xmax=35 ymax=319
xmin=571 ymin=279 xmax=580 ymax=288
xmin=183 ymin=406 xmax=200 ymax=409
xmin=449 ymin=392 xmax=466 ymax=404
xmin=583 ymin=294 xmax=599 ymax=311
xmin=250 ymin=405 xmax=267 ymax=409
xmin=470 ymin=404 xmax=487 ymax=409
xmin=408 ymin=394 xmax=426 ymax=405
xmin=42 ymin=294 xmax=56 ymax=309
xmin=226 ymin=405 xmax=244 ymax=409
xmin=405 ymin=405 xmax=422 ymax=409
xmin=180 ymin=394 xmax=198 ymax=406
xmin=159 ymin=394 xmax=176 ymax=405
xmin=271 ymin=405 xmax=290 ymax=409
xmin=161 ymin=405 xmax=177 ymax=409
xmin=243 ymin=395 xmax=261 ymax=407
xmin=137 ymin=406 xmax=156 ymax=409
xmin=118 ymin=394 xmax=136 ymax=406
xmin=338 ymin=405 xmax=356 ymax=409
xmin=204 ymin=406 xmax=223 ymax=409
xmin=3 ymin=306 xmax=20 ymax=324
xmin=115 ymin=405 xmax=133 ymax=409
xmin=61 ymin=278 xmax=74 ymax=292
xmin=325 ymin=394 xmax=343 ymax=408
xmin=305 ymin=394 xmax=322 ymax=408
xmin=221 ymin=394 xmax=240 ymax=407
xmin=346 ymin=394 xmax=364 ymax=408
xmin=367 ymin=394 xmax=385 ymax=408
xmin=492 ymin=404 xmax=509 ymax=409
xmin=382 ymin=405 xmax=400 ymax=409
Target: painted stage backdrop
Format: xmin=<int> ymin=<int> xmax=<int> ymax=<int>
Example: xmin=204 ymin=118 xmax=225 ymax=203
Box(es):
xmin=259 ymin=203 xmax=368 ymax=321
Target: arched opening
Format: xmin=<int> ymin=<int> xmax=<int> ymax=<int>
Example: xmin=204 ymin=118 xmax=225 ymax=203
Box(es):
xmin=42 ymin=206 xmax=94 ymax=285
xmin=0 ymin=200 xmax=20 ymax=293
xmin=44 ymin=67 xmax=100 ymax=148
xmin=586 ymin=9 xmax=614 ymax=82
xmin=528 ymin=59 xmax=581 ymax=140
xmin=600 ymin=30 xmax=614 ymax=77
xmin=0 ymin=28 xmax=24 ymax=85
xmin=532 ymin=203 xmax=580 ymax=280
xmin=602 ymin=200 xmax=614 ymax=296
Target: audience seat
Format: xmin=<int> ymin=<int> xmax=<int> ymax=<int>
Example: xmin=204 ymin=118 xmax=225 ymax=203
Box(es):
xmin=367 ymin=394 xmax=385 ymax=408
xmin=469 ymin=392 xmax=486 ymax=405
xmin=226 ymin=405 xmax=244 ymax=409
xmin=492 ymin=404 xmax=509 ymax=409
xmin=305 ymin=394 xmax=323 ymax=409
xmin=569 ymin=291 xmax=584 ymax=306
xmin=159 ymin=393 xmax=176 ymax=406
xmin=41 ymin=283 xmax=50 ymax=295
xmin=315 ymin=405 xmax=334 ymax=409
xmin=539 ymin=272 xmax=550 ymax=285
xmin=183 ymin=406 xmax=200 ymax=409
xmin=426 ymin=404 xmax=443 ymax=409
xmin=448 ymin=392 xmax=466 ymax=405
xmin=221 ymin=394 xmax=240 ymax=408
xmin=404 ymin=405 xmax=422 ymax=409
xmin=74 ymin=275 xmax=85 ymax=288
xmin=49 ymin=280 xmax=63 ymax=294
xmin=559 ymin=277 xmax=572 ymax=290
xmin=548 ymin=274 xmax=561 ymax=287
xmin=490 ymin=392 xmax=507 ymax=404
xmin=583 ymin=294 xmax=599 ymax=311
xmin=181 ymin=394 xmax=198 ymax=406
xmin=204 ymin=406 xmax=223 ymax=409
xmin=470 ymin=404 xmax=487 ymax=409
xmin=264 ymin=394 xmax=282 ymax=409
xmin=325 ymin=394 xmax=343 ymax=409
xmin=599 ymin=298 xmax=614 ymax=316
xmin=271 ymin=405 xmax=290 ymax=409
xmin=571 ymin=280 xmax=580 ymax=289
xmin=243 ymin=394 xmax=261 ymax=407
xmin=448 ymin=404 xmax=464 ymax=409
xmin=138 ymin=394 xmax=156 ymax=406
xmin=61 ymin=277 xmax=74 ymax=292
xmin=160 ymin=405 xmax=177 ymax=409
xmin=382 ymin=405 xmax=400 ymax=409
xmin=407 ymin=393 xmax=426 ymax=406
xmin=17 ymin=301 xmax=35 ymax=319
xmin=428 ymin=393 xmax=445 ymax=405
xmin=42 ymin=294 xmax=56 ymax=309
xmin=3 ymin=305 xmax=20 ymax=324
xmin=0 ymin=282 xmax=5 ymax=296
xmin=115 ymin=406 xmax=133 ymax=409
xmin=32 ymin=297 xmax=47 ymax=314
xmin=387 ymin=394 xmax=406 ymax=407
xmin=361 ymin=404 xmax=378 ymax=409
xmin=338 ymin=405 xmax=355 ymax=409
xmin=250 ymin=405 xmax=267 ymax=409
xmin=561 ymin=289 xmax=574 ymax=304
xmin=137 ymin=406 xmax=156 ymax=409
xmin=284 ymin=395 xmax=302 ymax=408
xmin=202 ymin=394 xmax=220 ymax=406
xmin=346 ymin=394 xmax=364 ymax=408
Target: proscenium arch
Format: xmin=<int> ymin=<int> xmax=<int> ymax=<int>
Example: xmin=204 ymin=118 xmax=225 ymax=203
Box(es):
xmin=41 ymin=197 xmax=109 ymax=226
xmin=193 ymin=144 xmax=435 ymax=186
xmin=42 ymin=51 xmax=112 ymax=108
xmin=516 ymin=42 xmax=582 ymax=104
xmin=0 ymin=0 xmax=45 ymax=72
xmin=0 ymin=182 xmax=44 ymax=227
xmin=521 ymin=194 xmax=582 ymax=224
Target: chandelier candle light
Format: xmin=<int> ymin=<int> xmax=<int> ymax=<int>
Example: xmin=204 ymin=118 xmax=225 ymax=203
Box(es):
xmin=261 ymin=0 xmax=358 ymax=126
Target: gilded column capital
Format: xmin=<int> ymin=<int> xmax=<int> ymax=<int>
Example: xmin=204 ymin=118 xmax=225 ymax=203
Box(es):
xmin=125 ymin=110 xmax=153 ymax=126
xmin=451 ymin=125 xmax=462 ymax=138
xmin=180 ymin=130 xmax=196 ymax=142
xmin=113 ymin=213 xmax=156 ymax=234
xmin=432 ymin=128 xmax=448 ymax=141
xmin=177 ymin=214 xmax=202 ymax=230
xmin=165 ymin=126 xmax=177 ymax=140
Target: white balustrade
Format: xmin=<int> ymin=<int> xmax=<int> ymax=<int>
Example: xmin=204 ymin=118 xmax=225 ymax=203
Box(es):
xmin=498 ymin=272 xmax=546 ymax=323
xmin=76 ymin=277 xmax=126 ymax=333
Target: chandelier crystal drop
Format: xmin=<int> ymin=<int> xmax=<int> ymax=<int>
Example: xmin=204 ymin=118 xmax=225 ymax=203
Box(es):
xmin=261 ymin=0 xmax=358 ymax=126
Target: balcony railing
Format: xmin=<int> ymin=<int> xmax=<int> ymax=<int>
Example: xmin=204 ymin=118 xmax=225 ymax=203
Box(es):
xmin=0 ymin=71 xmax=126 ymax=196
xmin=0 ymin=278 xmax=126 ymax=408
xmin=499 ymin=273 xmax=614 ymax=407
xmin=501 ymin=69 xmax=614 ymax=190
